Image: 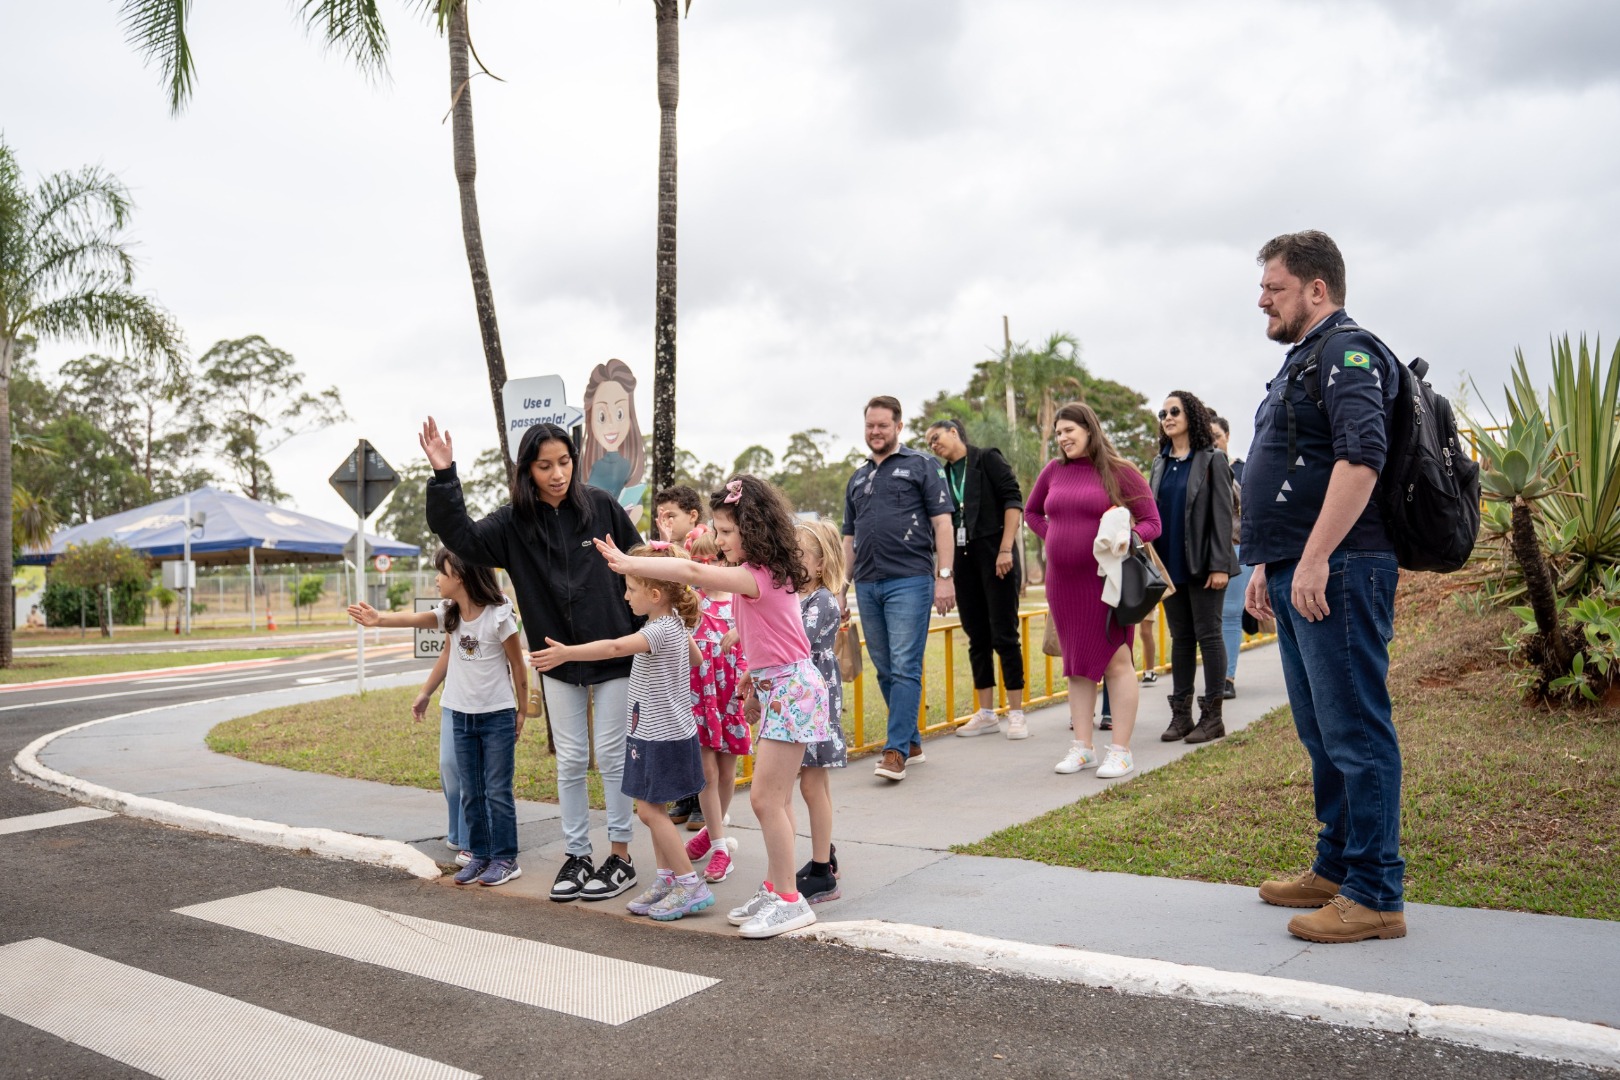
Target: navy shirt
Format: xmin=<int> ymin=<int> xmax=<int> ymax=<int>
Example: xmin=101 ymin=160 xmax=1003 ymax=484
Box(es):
xmin=1241 ymin=309 xmax=1397 ymax=565
xmin=1155 ymin=451 xmax=1193 ymax=585
xmin=843 ymin=445 xmax=954 ymax=582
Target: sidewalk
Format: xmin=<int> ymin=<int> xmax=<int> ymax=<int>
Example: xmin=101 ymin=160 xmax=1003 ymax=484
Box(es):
xmin=16 ymin=643 xmax=1620 ymax=1047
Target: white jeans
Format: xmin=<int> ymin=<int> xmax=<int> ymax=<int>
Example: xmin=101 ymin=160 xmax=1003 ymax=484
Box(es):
xmin=542 ymin=675 xmax=633 ymax=856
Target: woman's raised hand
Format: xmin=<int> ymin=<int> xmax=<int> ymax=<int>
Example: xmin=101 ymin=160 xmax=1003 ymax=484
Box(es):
xmin=347 ymin=601 xmax=379 ymax=626
xmin=419 ymin=417 xmax=454 ymax=471
xmin=592 ymin=534 xmax=633 ymax=575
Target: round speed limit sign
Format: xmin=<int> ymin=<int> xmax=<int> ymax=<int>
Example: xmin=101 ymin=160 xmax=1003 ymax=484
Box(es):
xmin=373 ymin=554 xmax=392 ymax=573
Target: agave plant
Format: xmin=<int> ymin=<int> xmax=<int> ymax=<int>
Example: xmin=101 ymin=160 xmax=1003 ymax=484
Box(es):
xmin=1466 ymin=400 xmax=1578 ymax=681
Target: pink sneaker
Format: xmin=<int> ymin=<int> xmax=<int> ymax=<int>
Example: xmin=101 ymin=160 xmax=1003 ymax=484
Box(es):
xmin=685 ymin=827 xmax=712 ymax=862
xmin=704 ymin=838 xmax=737 ymax=883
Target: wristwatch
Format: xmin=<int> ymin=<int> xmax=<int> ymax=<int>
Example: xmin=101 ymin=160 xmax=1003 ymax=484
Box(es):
xmin=937 ymin=567 xmax=953 ymax=580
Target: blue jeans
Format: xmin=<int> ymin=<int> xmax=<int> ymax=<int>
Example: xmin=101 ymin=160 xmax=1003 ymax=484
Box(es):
xmin=542 ymin=675 xmax=633 ymax=857
xmin=1267 ymin=551 xmax=1403 ymax=911
xmin=1222 ymin=551 xmax=1255 ymax=680
xmin=439 ymin=707 xmax=467 ymax=849
xmin=856 ymin=575 xmax=934 ymax=754
xmin=450 ymin=707 xmax=519 ymax=862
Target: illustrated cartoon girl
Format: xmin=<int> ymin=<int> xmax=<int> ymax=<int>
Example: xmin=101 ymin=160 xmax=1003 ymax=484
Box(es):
xmin=580 ymin=358 xmax=648 ymax=522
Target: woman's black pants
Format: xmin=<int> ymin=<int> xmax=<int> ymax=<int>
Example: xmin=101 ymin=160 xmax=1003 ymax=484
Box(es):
xmin=955 ymin=537 xmax=1025 ymax=691
xmin=1159 ymin=575 xmax=1227 ymax=698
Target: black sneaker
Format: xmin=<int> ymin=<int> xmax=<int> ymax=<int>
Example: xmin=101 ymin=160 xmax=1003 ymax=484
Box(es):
xmin=1222 ymin=678 xmax=1237 ymax=700
xmin=579 ymin=854 xmax=637 ymax=901
xmin=795 ymin=862 xmax=841 ymax=905
xmin=549 ymin=853 xmax=595 ymax=902
xmin=1099 ymin=714 xmax=1113 ymax=731
xmin=667 ymin=800 xmax=691 ymax=824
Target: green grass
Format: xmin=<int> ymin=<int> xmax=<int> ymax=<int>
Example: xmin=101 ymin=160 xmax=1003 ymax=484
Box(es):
xmin=16 ymin=621 xmax=353 ymax=646
xmin=958 ymin=576 xmax=1620 ymax=921
xmin=0 ymin=648 xmax=324 ymax=685
xmin=207 ymin=686 xmax=605 ymax=808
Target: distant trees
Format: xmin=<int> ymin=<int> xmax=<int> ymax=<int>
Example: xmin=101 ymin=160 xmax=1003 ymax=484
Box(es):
xmin=51 ymin=539 xmax=151 ymax=638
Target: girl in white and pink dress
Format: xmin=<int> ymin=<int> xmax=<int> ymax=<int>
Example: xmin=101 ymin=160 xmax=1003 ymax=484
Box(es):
xmin=595 ymin=474 xmax=830 ymax=940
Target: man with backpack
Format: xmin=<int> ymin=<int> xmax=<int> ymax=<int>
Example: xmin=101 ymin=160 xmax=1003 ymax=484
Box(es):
xmin=1241 ymin=230 xmax=1407 ymax=945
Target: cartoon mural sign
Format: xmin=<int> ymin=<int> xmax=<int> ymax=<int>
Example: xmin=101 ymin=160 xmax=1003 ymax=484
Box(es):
xmin=578 ymin=359 xmax=647 ymax=524
xmin=501 ymin=364 xmax=647 ymax=525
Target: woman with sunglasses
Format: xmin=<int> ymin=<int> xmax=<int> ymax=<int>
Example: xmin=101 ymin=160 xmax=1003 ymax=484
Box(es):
xmin=1149 ymin=392 xmax=1239 ymax=744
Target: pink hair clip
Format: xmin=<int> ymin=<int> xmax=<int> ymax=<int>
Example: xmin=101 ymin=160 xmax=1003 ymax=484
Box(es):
xmin=647 ymin=540 xmax=672 ymax=550
xmin=723 ymin=479 xmax=743 ymax=504
xmin=682 ymin=523 xmax=710 ymax=552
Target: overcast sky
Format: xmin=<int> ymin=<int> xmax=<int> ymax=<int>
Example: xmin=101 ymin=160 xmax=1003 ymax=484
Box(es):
xmin=4 ymin=0 xmax=1618 ymax=522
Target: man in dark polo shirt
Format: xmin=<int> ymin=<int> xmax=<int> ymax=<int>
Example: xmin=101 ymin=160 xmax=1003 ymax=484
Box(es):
xmin=842 ymin=395 xmax=955 ymax=782
xmin=1242 ymin=230 xmax=1405 ymax=944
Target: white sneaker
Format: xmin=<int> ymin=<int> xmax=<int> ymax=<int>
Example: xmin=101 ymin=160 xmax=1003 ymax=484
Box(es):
xmin=956 ymin=710 xmax=1001 ymax=737
xmin=738 ymin=892 xmax=818 ymax=939
xmin=1097 ymin=746 xmax=1135 ymax=779
xmin=727 ymin=883 xmax=773 ymax=926
xmin=1054 ymin=743 xmax=1097 ymax=774
xmin=1005 ymin=711 xmax=1030 ymax=740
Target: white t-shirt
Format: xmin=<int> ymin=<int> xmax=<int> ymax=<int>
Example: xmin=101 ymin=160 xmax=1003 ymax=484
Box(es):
xmin=436 ymin=599 xmax=521 ymax=714
xmin=626 ymin=614 xmax=695 ymax=742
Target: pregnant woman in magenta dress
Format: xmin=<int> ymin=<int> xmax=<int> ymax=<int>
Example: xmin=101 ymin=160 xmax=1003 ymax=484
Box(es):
xmin=1026 ymin=402 xmax=1162 ymax=780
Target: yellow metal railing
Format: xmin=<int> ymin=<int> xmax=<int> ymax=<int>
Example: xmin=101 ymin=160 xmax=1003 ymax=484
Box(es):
xmin=735 ymin=606 xmax=1274 ymax=780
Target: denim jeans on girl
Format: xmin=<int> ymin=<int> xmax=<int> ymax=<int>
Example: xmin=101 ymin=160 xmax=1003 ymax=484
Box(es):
xmin=1222 ymin=551 xmax=1255 ymax=681
xmin=438 ymin=707 xmax=468 ymax=849
xmin=450 ymin=707 xmax=518 ymax=862
xmin=855 ymin=575 xmax=934 ymax=755
xmin=542 ymin=675 xmax=633 ymax=858
xmin=1267 ymin=551 xmax=1403 ymax=912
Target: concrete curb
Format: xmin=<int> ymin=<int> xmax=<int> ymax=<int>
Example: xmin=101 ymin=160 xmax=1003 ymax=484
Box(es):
xmin=801 ymin=920 xmax=1620 ymax=1071
xmin=11 ymin=698 xmax=442 ymax=881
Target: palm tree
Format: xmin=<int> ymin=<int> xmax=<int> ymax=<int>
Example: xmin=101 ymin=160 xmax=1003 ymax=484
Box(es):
xmin=650 ymin=0 xmax=688 ymax=493
xmin=0 ymin=140 xmax=184 ymax=666
xmin=119 ymin=0 xmax=517 ymax=470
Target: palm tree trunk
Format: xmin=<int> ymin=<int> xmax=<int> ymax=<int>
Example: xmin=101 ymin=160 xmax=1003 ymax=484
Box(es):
xmin=1511 ymin=497 xmax=1570 ymax=671
xmin=651 ymin=0 xmax=680 ymax=493
xmin=448 ymin=1 xmax=512 ymax=473
xmin=0 ymin=333 xmax=14 ymax=667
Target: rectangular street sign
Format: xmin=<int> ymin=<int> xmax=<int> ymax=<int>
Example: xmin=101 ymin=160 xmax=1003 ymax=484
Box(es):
xmin=414 ymin=597 xmax=442 ymax=660
xmin=330 ymin=439 xmax=400 ymax=518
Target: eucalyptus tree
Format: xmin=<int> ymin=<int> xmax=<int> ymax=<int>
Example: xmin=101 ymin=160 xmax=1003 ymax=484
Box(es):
xmin=121 ymin=0 xmax=517 ymax=469
xmin=0 ymin=140 xmax=183 ymax=666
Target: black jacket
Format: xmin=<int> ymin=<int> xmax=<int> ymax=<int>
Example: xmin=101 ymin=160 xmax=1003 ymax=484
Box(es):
xmin=426 ymin=464 xmax=644 ymax=685
xmin=951 ymin=445 xmax=1024 ymax=545
xmin=1149 ymin=447 xmax=1240 ymax=579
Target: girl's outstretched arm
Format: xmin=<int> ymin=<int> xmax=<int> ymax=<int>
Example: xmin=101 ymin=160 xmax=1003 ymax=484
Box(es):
xmin=592 ymin=535 xmax=759 ymax=597
xmin=531 ymin=632 xmax=650 ymax=671
xmin=349 ymin=601 xmax=439 ymax=629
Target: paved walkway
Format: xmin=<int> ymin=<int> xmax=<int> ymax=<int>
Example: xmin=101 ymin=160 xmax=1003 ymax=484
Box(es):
xmin=22 ymin=644 xmax=1620 ymax=1036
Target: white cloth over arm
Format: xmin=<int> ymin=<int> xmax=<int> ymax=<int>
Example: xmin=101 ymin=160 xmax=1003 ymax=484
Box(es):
xmin=1093 ymin=505 xmax=1133 ymax=607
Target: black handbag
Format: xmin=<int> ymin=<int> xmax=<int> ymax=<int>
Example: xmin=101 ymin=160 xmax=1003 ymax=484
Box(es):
xmin=1110 ymin=533 xmax=1169 ymax=628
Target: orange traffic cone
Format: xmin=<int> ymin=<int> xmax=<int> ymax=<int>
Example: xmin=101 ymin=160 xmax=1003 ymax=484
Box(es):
xmin=266 ymin=611 xmax=277 ymax=631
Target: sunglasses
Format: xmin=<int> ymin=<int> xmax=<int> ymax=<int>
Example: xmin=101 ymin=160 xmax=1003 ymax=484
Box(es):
xmin=1158 ymin=407 xmax=1183 ymax=420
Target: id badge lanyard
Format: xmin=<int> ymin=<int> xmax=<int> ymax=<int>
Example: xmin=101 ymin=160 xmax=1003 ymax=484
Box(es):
xmin=948 ymin=461 xmax=967 ymax=547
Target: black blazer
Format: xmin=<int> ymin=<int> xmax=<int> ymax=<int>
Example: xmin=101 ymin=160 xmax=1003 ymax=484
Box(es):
xmin=1149 ymin=447 xmax=1240 ymax=578
xmin=951 ymin=445 xmax=1024 ymax=546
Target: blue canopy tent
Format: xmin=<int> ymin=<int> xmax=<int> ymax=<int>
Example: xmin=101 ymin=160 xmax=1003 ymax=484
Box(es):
xmin=17 ymin=485 xmax=420 ymax=568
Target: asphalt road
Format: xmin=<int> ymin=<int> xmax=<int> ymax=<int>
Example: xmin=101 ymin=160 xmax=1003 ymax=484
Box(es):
xmin=0 ymin=654 xmax=1604 ymax=1079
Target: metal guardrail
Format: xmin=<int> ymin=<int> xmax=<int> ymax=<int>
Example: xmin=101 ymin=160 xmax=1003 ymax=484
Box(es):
xmin=735 ymin=606 xmax=1275 ymax=780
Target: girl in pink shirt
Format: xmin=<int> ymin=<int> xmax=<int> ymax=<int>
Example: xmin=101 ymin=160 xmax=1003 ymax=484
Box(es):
xmin=595 ymin=474 xmax=830 ymax=939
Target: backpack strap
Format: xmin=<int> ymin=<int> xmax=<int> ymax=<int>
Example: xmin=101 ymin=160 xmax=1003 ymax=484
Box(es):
xmin=1282 ymin=322 xmax=1386 ymax=473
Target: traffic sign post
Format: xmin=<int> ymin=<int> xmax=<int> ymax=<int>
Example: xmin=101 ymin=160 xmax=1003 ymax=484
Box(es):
xmin=331 ymin=440 xmax=400 ymax=693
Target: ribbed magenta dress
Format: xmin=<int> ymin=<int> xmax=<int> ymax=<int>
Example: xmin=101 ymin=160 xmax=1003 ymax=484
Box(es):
xmin=1026 ymin=458 xmax=1162 ymax=681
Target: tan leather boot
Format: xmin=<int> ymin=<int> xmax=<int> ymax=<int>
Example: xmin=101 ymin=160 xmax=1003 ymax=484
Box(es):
xmin=1258 ymin=869 xmax=1341 ymax=908
xmin=1287 ymin=895 xmax=1407 ymax=943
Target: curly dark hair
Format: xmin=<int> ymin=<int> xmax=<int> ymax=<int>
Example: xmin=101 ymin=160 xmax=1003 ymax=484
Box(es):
xmin=1158 ymin=390 xmax=1216 ymax=456
xmin=708 ymin=474 xmax=809 ymax=594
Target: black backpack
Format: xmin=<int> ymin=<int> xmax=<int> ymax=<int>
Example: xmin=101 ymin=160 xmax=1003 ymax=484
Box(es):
xmin=1286 ymin=324 xmax=1480 ymax=573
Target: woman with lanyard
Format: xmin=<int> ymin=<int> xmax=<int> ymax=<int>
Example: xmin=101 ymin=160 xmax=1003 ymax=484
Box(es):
xmin=924 ymin=419 xmax=1028 ymax=738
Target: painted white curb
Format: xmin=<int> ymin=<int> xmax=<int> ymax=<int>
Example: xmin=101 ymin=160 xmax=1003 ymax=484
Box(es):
xmin=801 ymin=920 xmax=1620 ymax=1071
xmin=11 ymin=696 xmax=442 ymax=881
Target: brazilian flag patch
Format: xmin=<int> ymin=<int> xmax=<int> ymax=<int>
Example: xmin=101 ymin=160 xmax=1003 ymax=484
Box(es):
xmin=1344 ymin=350 xmax=1371 ymax=369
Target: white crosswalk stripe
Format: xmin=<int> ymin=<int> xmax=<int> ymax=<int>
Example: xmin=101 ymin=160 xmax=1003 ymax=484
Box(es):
xmin=176 ymin=887 xmax=720 ymax=1025
xmin=0 ymin=806 xmax=115 ymax=836
xmin=0 ymin=938 xmax=476 ymax=1080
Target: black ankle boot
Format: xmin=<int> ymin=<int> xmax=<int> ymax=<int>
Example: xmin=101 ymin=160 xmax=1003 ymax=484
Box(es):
xmin=1185 ymin=693 xmax=1226 ymax=744
xmin=1160 ymin=691 xmax=1195 ymax=741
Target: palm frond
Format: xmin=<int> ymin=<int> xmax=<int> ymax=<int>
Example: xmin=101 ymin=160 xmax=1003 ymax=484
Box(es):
xmin=29 ymin=288 xmax=185 ymax=372
xmin=119 ymin=0 xmax=197 ymax=114
xmin=298 ymin=0 xmax=391 ymax=80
